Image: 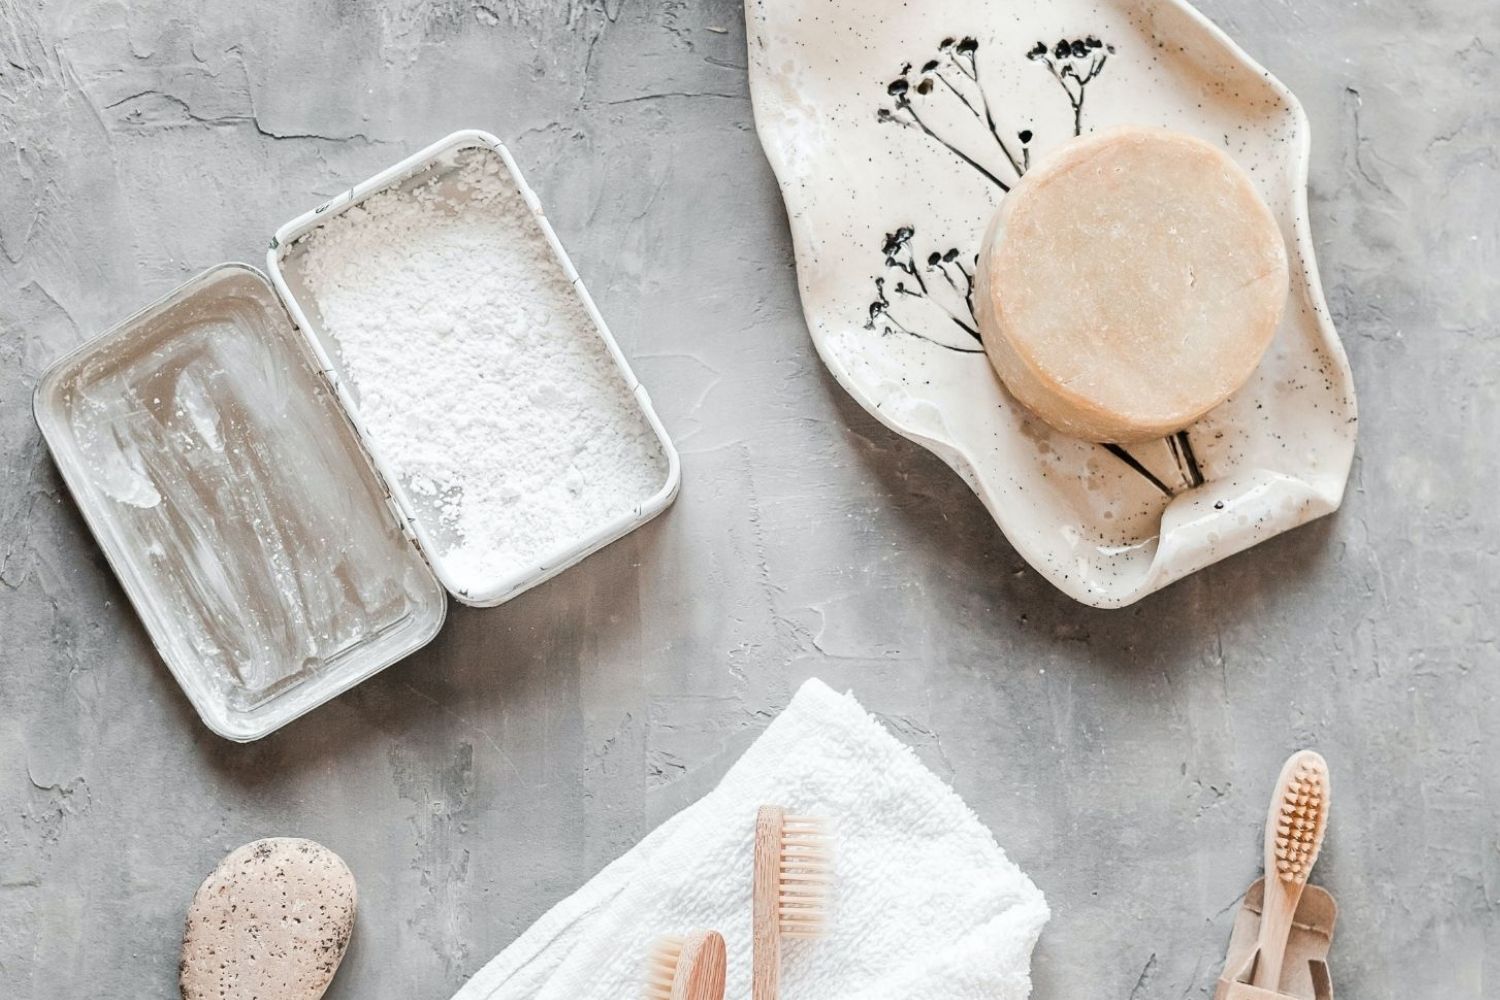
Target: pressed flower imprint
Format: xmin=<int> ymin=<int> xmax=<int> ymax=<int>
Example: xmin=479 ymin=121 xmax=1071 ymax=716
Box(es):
xmin=864 ymin=226 xmax=984 ymax=355
xmin=1028 ymin=36 xmax=1116 ymax=138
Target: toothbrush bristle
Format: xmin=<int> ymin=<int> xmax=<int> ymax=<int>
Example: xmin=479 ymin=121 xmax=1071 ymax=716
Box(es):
xmin=645 ymin=935 xmax=684 ymax=1000
xmin=778 ymin=815 xmax=831 ymax=938
xmin=1273 ymin=756 xmax=1328 ymax=884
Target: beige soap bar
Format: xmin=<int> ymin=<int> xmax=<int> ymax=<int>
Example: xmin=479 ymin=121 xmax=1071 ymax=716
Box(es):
xmin=975 ymin=126 xmax=1289 ymax=443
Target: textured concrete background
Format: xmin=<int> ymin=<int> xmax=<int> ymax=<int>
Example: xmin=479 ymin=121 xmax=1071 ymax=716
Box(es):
xmin=0 ymin=1 xmax=1495 ymax=998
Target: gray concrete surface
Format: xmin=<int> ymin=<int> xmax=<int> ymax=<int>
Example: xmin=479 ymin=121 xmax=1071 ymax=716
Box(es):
xmin=1 ymin=1 xmax=1495 ymax=997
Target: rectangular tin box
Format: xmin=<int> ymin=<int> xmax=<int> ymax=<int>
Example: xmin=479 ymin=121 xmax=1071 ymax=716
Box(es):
xmin=33 ymin=130 xmax=680 ymax=742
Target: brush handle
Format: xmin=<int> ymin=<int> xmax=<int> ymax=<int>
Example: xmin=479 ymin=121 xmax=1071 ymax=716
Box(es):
xmin=677 ymin=930 xmax=727 ymax=1000
xmin=1251 ymin=875 xmax=1302 ymax=991
xmin=752 ymin=806 xmax=784 ymax=1000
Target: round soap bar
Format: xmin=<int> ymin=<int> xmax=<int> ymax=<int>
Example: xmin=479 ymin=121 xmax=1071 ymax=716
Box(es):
xmin=975 ymin=126 xmax=1288 ymax=443
xmin=180 ymin=838 xmax=357 ymax=1000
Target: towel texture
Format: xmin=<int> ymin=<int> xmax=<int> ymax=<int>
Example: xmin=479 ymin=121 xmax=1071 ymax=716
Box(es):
xmin=450 ymin=678 xmax=1049 ymax=1000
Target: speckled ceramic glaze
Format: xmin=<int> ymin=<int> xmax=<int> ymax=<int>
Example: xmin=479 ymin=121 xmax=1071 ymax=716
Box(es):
xmin=745 ymin=0 xmax=1357 ymax=608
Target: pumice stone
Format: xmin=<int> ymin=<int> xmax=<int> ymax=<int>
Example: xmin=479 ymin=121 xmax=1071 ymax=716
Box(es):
xmin=975 ymin=125 xmax=1289 ymax=443
xmin=180 ymin=837 xmax=357 ymax=1000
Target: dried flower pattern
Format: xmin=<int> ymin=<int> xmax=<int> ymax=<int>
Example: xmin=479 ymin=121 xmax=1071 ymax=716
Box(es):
xmin=877 ymin=37 xmax=1031 ymax=190
xmin=1028 ymin=36 xmax=1115 ymax=136
xmin=865 ymin=227 xmax=984 ymax=354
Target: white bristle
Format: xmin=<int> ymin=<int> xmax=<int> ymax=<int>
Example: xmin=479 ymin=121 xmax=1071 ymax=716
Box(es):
xmin=777 ymin=815 xmax=830 ymax=938
xmin=645 ymin=936 xmax=684 ymax=1000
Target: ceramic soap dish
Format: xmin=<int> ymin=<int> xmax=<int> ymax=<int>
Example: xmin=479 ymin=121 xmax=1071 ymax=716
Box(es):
xmin=1216 ymin=877 xmax=1337 ymax=1000
xmin=746 ymin=0 xmax=1358 ymax=607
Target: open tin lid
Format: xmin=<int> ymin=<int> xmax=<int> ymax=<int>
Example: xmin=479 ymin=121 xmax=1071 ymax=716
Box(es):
xmin=33 ymin=130 xmax=680 ymax=741
xmin=33 ymin=264 xmax=449 ymax=741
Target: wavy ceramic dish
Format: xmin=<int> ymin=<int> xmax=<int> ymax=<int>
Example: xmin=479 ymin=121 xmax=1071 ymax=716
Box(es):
xmin=745 ymin=0 xmax=1357 ymax=607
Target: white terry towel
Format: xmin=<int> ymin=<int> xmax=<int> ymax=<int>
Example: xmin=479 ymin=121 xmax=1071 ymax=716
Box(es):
xmin=451 ymin=678 xmax=1049 ymax=1000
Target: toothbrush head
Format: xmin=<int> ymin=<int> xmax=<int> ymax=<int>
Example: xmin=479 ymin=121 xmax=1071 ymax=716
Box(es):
xmin=1270 ymin=750 xmax=1329 ymax=884
xmin=771 ymin=810 xmax=832 ymax=939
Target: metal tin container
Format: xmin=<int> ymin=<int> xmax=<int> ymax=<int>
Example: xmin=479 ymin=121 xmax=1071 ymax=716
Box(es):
xmin=268 ymin=130 xmax=680 ymax=607
xmin=32 ymin=131 xmax=679 ymax=740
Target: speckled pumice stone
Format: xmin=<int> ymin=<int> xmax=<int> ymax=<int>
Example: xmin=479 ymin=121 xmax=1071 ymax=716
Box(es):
xmin=180 ymin=837 xmax=357 ymax=1000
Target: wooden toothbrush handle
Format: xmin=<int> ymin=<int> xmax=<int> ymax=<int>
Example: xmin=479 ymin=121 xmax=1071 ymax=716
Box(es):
xmin=1251 ymin=881 xmax=1299 ymax=992
xmin=678 ymin=930 xmax=727 ymax=1000
xmin=752 ymin=806 xmax=784 ymax=1000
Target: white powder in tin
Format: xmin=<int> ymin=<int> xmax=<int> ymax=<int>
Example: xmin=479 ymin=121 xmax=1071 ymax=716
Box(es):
xmin=296 ymin=148 xmax=667 ymax=596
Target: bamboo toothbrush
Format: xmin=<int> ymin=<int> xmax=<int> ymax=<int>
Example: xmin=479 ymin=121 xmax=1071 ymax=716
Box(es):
xmin=1250 ymin=750 xmax=1330 ymax=993
xmin=645 ymin=929 xmax=727 ymax=1000
xmin=752 ymin=805 xmax=831 ymax=1000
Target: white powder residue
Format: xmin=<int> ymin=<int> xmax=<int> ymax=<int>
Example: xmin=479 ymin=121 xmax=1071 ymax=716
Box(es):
xmin=295 ymin=148 xmax=668 ymax=596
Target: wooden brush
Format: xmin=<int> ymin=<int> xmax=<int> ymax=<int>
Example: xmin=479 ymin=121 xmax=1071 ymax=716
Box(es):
xmin=752 ymin=805 xmax=831 ymax=1000
xmin=1250 ymin=750 xmax=1330 ymax=993
xmin=645 ymin=929 xmax=726 ymax=1000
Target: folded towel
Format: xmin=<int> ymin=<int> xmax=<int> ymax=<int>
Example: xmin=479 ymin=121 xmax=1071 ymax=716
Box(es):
xmin=450 ymin=678 xmax=1049 ymax=1000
